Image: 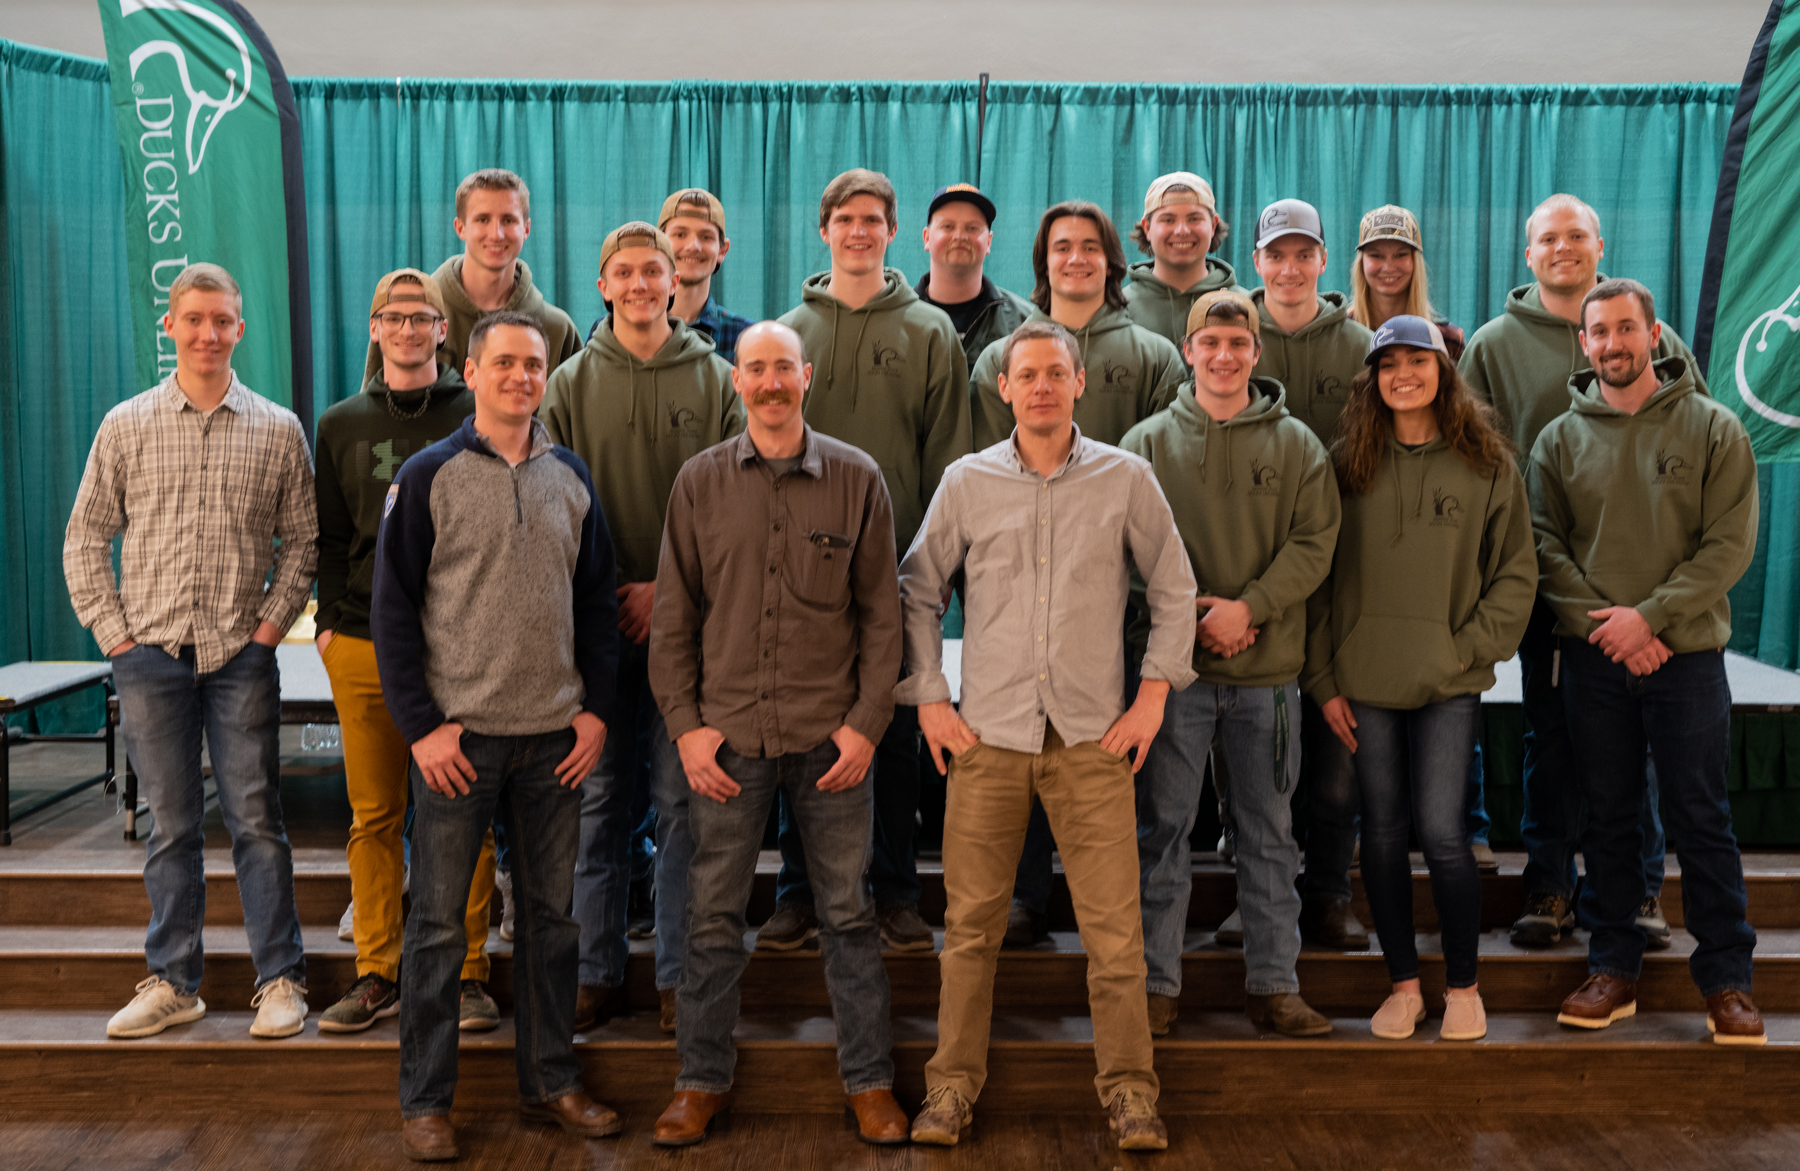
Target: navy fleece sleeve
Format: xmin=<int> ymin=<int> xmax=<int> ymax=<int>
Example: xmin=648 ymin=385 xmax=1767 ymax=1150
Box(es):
xmin=371 ymin=449 xmax=448 ymax=743
xmin=555 ymin=448 xmax=621 ymax=725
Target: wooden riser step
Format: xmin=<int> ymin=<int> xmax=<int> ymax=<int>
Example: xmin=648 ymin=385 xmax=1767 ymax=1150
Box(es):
xmin=1 ymin=1009 xmax=1793 ymax=1115
xmin=3 ymin=925 xmax=1797 ymax=1015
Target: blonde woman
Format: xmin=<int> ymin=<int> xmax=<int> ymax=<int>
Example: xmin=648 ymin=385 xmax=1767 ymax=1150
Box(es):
xmin=1349 ymin=206 xmax=1466 ymax=361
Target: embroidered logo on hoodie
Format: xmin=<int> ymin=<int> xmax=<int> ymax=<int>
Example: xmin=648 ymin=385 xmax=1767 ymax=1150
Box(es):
xmin=1248 ymin=457 xmax=1281 ymax=497
xmin=869 ymin=339 xmax=903 ymax=376
xmin=1430 ymin=487 xmax=1464 ymax=527
xmin=1101 ymin=358 xmax=1137 ymax=394
xmin=1655 ymin=448 xmax=1693 ymax=485
xmin=1314 ymin=374 xmax=1349 ymax=405
xmin=667 ymin=404 xmax=701 ymax=437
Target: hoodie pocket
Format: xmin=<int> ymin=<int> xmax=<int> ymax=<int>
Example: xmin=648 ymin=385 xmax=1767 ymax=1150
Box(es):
xmin=1333 ymin=614 xmax=1462 ymax=709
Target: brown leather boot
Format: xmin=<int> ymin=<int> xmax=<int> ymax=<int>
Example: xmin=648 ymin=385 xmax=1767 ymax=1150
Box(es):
xmin=659 ymin=987 xmax=677 ymax=1033
xmin=400 ymin=1115 xmax=458 ymax=1162
xmin=1299 ymin=895 xmax=1370 ymax=950
xmin=572 ymin=984 xmax=628 ymax=1033
xmin=1147 ymin=993 xmax=1179 ymax=1037
xmin=1556 ymin=973 xmax=1637 ymax=1030
xmin=519 ymin=1090 xmax=623 ymax=1137
xmin=654 ymin=1090 xmax=729 ymax=1146
xmin=1706 ymin=990 xmax=1767 ymax=1046
xmin=1246 ymin=992 xmax=1333 ymax=1037
xmin=847 ymin=1088 xmax=910 ymax=1144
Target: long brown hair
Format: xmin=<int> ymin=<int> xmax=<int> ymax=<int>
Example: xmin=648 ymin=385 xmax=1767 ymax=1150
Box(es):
xmin=1331 ymin=349 xmax=1513 ymax=495
xmin=1031 ymin=200 xmax=1129 ymax=313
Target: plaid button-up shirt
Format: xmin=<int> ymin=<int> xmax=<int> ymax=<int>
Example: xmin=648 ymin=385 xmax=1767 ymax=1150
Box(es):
xmin=63 ymin=373 xmax=319 ymax=672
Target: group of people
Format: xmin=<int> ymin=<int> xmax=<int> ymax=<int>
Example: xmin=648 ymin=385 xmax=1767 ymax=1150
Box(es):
xmin=60 ymin=160 xmax=1765 ymax=1161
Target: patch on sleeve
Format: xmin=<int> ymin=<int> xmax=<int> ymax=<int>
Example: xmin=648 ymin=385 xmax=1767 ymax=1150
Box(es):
xmin=383 ymin=484 xmax=400 ymax=518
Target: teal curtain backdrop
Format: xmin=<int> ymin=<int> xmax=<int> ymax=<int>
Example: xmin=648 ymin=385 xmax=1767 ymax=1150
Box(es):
xmin=3 ymin=38 xmax=1797 ymax=738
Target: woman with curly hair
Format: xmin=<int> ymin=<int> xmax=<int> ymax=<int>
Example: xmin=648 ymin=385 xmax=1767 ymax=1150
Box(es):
xmin=1302 ymin=316 xmax=1536 ymax=1042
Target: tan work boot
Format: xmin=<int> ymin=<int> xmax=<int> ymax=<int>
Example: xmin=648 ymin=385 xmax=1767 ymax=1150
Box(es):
xmin=1107 ymin=1087 xmax=1168 ymax=1151
xmin=910 ymin=1084 xmax=973 ymax=1146
xmin=1246 ymin=992 xmax=1332 ymax=1037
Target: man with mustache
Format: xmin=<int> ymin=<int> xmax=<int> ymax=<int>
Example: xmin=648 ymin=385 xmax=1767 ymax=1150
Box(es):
xmin=540 ymin=221 xmax=743 ymax=1037
xmin=1533 ymin=278 xmax=1762 ymax=1046
xmin=1461 ymin=194 xmax=1705 ymax=952
xmin=914 ymin=183 xmax=1033 ymax=371
xmin=648 ymin=320 xmax=908 ymax=1146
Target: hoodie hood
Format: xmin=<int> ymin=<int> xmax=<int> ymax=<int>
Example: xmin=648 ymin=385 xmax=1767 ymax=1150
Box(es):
xmin=1253 ymin=288 xmax=1354 ymax=339
xmin=583 ymin=315 xmax=722 ymax=436
xmin=1247 ymin=289 xmax=1373 ymax=444
xmin=1164 ymin=375 xmax=1288 ymax=492
xmin=1124 ymin=258 xmax=1247 ymax=352
xmin=1567 ymin=355 xmax=1696 ymax=416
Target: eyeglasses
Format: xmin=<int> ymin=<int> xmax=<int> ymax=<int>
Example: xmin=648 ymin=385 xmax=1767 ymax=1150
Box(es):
xmin=374 ymin=311 xmax=443 ymax=330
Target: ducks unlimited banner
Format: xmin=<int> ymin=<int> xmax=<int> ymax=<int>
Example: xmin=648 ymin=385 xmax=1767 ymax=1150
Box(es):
xmin=1697 ymin=0 xmax=1800 ymax=462
xmin=97 ymin=0 xmax=311 ymax=420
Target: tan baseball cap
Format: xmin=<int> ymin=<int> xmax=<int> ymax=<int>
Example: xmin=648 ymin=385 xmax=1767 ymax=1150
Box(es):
xmin=1358 ymin=205 xmax=1423 ymax=250
xmin=1143 ymin=172 xmax=1218 ymax=218
xmin=369 ymin=268 xmax=446 ymax=318
xmin=658 ymin=188 xmax=726 ymax=234
xmin=1185 ymin=289 xmax=1260 ymax=340
xmin=599 ymin=221 xmax=677 ymax=274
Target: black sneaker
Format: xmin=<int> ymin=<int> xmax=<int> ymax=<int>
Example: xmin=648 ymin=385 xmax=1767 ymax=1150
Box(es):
xmin=626 ymin=872 xmax=656 ymax=940
xmin=1510 ymin=892 xmax=1576 ymax=948
xmin=754 ymin=903 xmax=818 ymax=951
xmin=1637 ymin=897 xmax=1673 ymax=951
xmin=318 ymin=973 xmax=400 ymax=1034
xmin=458 ymin=980 xmax=499 ymax=1032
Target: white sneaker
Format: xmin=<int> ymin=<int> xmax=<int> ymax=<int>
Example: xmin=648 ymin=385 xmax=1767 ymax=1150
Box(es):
xmin=107 ymin=976 xmax=205 ymax=1038
xmin=496 ymin=868 xmax=516 ymax=942
xmin=337 ymin=899 xmax=355 ymax=942
xmin=249 ymin=976 xmax=309 ymax=1039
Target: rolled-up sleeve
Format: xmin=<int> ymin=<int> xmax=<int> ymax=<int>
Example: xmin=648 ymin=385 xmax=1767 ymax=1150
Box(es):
xmin=895 ymin=468 xmax=967 ymax=708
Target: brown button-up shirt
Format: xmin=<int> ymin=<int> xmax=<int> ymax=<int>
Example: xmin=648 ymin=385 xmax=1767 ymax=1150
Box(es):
xmin=650 ymin=426 xmax=901 ymax=758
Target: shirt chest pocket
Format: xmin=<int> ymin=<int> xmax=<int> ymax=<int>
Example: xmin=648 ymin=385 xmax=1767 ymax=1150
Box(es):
xmin=784 ymin=522 xmax=857 ymax=608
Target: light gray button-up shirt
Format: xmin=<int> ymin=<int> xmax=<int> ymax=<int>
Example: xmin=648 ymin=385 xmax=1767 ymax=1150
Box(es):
xmin=895 ymin=427 xmax=1198 ymax=754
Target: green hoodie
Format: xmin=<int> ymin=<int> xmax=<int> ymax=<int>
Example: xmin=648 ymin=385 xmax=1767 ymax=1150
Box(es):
xmin=1123 ymin=257 xmax=1248 ymax=352
xmin=362 ymin=256 xmax=582 ymax=383
xmin=1120 ymin=377 xmax=1341 ymax=686
xmin=1530 ymin=357 xmax=1756 ymax=654
xmin=314 ymin=364 xmax=475 ymax=641
xmin=1303 ymin=438 xmax=1536 ymax=710
xmin=539 ymin=316 xmax=743 ymax=584
xmin=777 ymin=267 xmax=971 ymax=556
xmin=1459 ymin=280 xmax=1707 ymax=468
xmin=970 ymin=303 xmax=1188 ymax=449
xmin=1251 ymin=290 xmax=1374 ymax=445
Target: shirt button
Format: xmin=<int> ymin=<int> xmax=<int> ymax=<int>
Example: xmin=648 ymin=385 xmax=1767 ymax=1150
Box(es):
xmin=769 ymin=565 xmax=777 ymax=574
xmin=1039 ymin=673 xmax=1046 ymax=680
xmin=765 ymin=608 xmax=774 ymax=617
xmin=1039 ymin=597 xmax=1046 ymax=603
xmin=762 ymin=650 xmax=770 ymax=658
xmin=1040 ymin=519 xmax=1047 ymax=525
xmin=761 ymin=691 xmax=770 ymax=700
xmin=1037 ymin=635 xmax=1044 ymax=642
xmin=773 ymin=523 xmax=782 ymax=532
xmin=1039 ymin=557 xmax=1046 ymax=564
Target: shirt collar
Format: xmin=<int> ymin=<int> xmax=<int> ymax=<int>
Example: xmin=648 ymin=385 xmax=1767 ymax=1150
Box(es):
xmin=732 ymin=424 xmax=823 ymax=477
xmin=160 ymin=370 xmax=249 ymax=413
xmin=1005 ymin=423 xmax=1085 ymax=481
xmin=467 ymin=414 xmax=555 ymax=461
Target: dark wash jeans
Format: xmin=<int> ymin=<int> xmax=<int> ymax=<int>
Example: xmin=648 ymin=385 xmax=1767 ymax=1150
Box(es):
xmin=1520 ymin=598 xmax=1666 ymax=899
xmin=112 ymin=640 xmax=305 ymax=994
xmin=681 ymin=741 xmax=894 ymax=1095
xmin=401 ymin=728 xmax=582 ymax=1118
xmin=1560 ymin=640 xmax=1755 ymax=993
xmin=1350 ymin=695 xmax=1484 ymax=988
xmin=775 ymin=705 xmax=922 ymax=910
xmin=1298 ymin=694 xmax=1359 ymax=902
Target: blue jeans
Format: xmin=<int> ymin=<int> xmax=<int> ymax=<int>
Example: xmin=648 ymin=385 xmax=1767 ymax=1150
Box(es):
xmin=1351 ymin=695 xmax=1484 ymax=989
xmin=1298 ymin=694 xmax=1358 ymax=902
xmin=575 ymin=644 xmax=692 ymax=991
xmin=1140 ymin=681 xmax=1302 ymax=997
xmin=775 ymin=704 xmax=921 ymax=910
xmin=1561 ymin=641 xmax=1755 ymax=993
xmin=681 ymin=740 xmax=893 ymax=1094
xmin=400 ymin=728 xmax=582 ymax=1118
xmin=1520 ymin=599 xmax=1666 ymax=898
xmin=112 ymin=641 xmax=304 ymax=995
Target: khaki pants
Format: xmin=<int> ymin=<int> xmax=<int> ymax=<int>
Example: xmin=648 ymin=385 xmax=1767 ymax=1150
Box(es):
xmin=320 ymin=634 xmax=495 ymax=982
xmin=927 ymin=727 xmax=1157 ymax=1107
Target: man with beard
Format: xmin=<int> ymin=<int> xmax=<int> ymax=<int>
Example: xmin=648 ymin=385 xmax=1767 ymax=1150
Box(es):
xmin=914 ymin=183 xmax=1033 ymax=371
xmin=1532 ymin=279 xmax=1762 ymax=1047
xmin=1461 ymin=194 xmax=1703 ymax=951
xmin=648 ymin=321 xmax=908 ymax=1146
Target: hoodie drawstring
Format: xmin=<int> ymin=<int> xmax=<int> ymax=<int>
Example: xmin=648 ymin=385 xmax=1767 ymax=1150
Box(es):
xmin=626 ymin=350 xmax=638 ymax=429
xmin=1223 ymin=425 xmax=1236 ymax=493
xmin=849 ymin=313 xmax=872 ymax=413
xmin=1389 ymin=445 xmax=1405 ymax=546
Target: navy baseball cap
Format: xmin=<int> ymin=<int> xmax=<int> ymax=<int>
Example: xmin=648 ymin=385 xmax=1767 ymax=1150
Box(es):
xmin=927 ymin=183 xmax=997 ymax=227
xmin=1365 ymin=314 xmax=1450 ymax=365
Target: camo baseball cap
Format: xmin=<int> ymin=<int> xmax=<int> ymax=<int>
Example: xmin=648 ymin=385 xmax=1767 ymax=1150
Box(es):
xmin=1358 ymin=205 xmax=1423 ymax=251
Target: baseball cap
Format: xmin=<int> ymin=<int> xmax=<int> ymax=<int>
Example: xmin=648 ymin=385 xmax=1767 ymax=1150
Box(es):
xmin=599 ymin=221 xmax=677 ymax=274
xmin=658 ymin=188 xmax=726 ymax=234
xmin=1143 ymin=172 xmax=1218 ymax=218
xmin=369 ymin=268 xmax=446 ymax=319
xmin=1184 ymin=289 xmax=1260 ymax=340
xmin=927 ymin=183 xmax=997 ymax=227
xmin=1255 ymin=199 xmax=1325 ymax=250
xmin=1358 ymin=205 xmax=1422 ymax=251
xmin=1365 ymin=314 xmax=1449 ymax=365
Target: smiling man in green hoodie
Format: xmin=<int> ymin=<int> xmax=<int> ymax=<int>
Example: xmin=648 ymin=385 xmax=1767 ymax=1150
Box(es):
xmin=1124 ymin=172 xmax=1247 ymax=352
xmin=540 ymin=221 xmax=743 ymax=1034
xmin=1250 ymin=197 xmax=1375 ymax=949
xmin=1533 ymin=278 xmax=1762 ymax=1046
xmin=363 ymin=168 xmax=581 ymax=382
xmin=769 ymin=168 xmax=971 ymax=955
xmin=1121 ymin=290 xmax=1341 ymax=1040
xmin=1460 ymin=194 xmax=1696 ymax=951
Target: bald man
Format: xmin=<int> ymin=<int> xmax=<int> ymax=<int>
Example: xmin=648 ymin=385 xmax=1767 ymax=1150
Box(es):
xmin=647 ymin=322 xmax=908 ymax=1146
